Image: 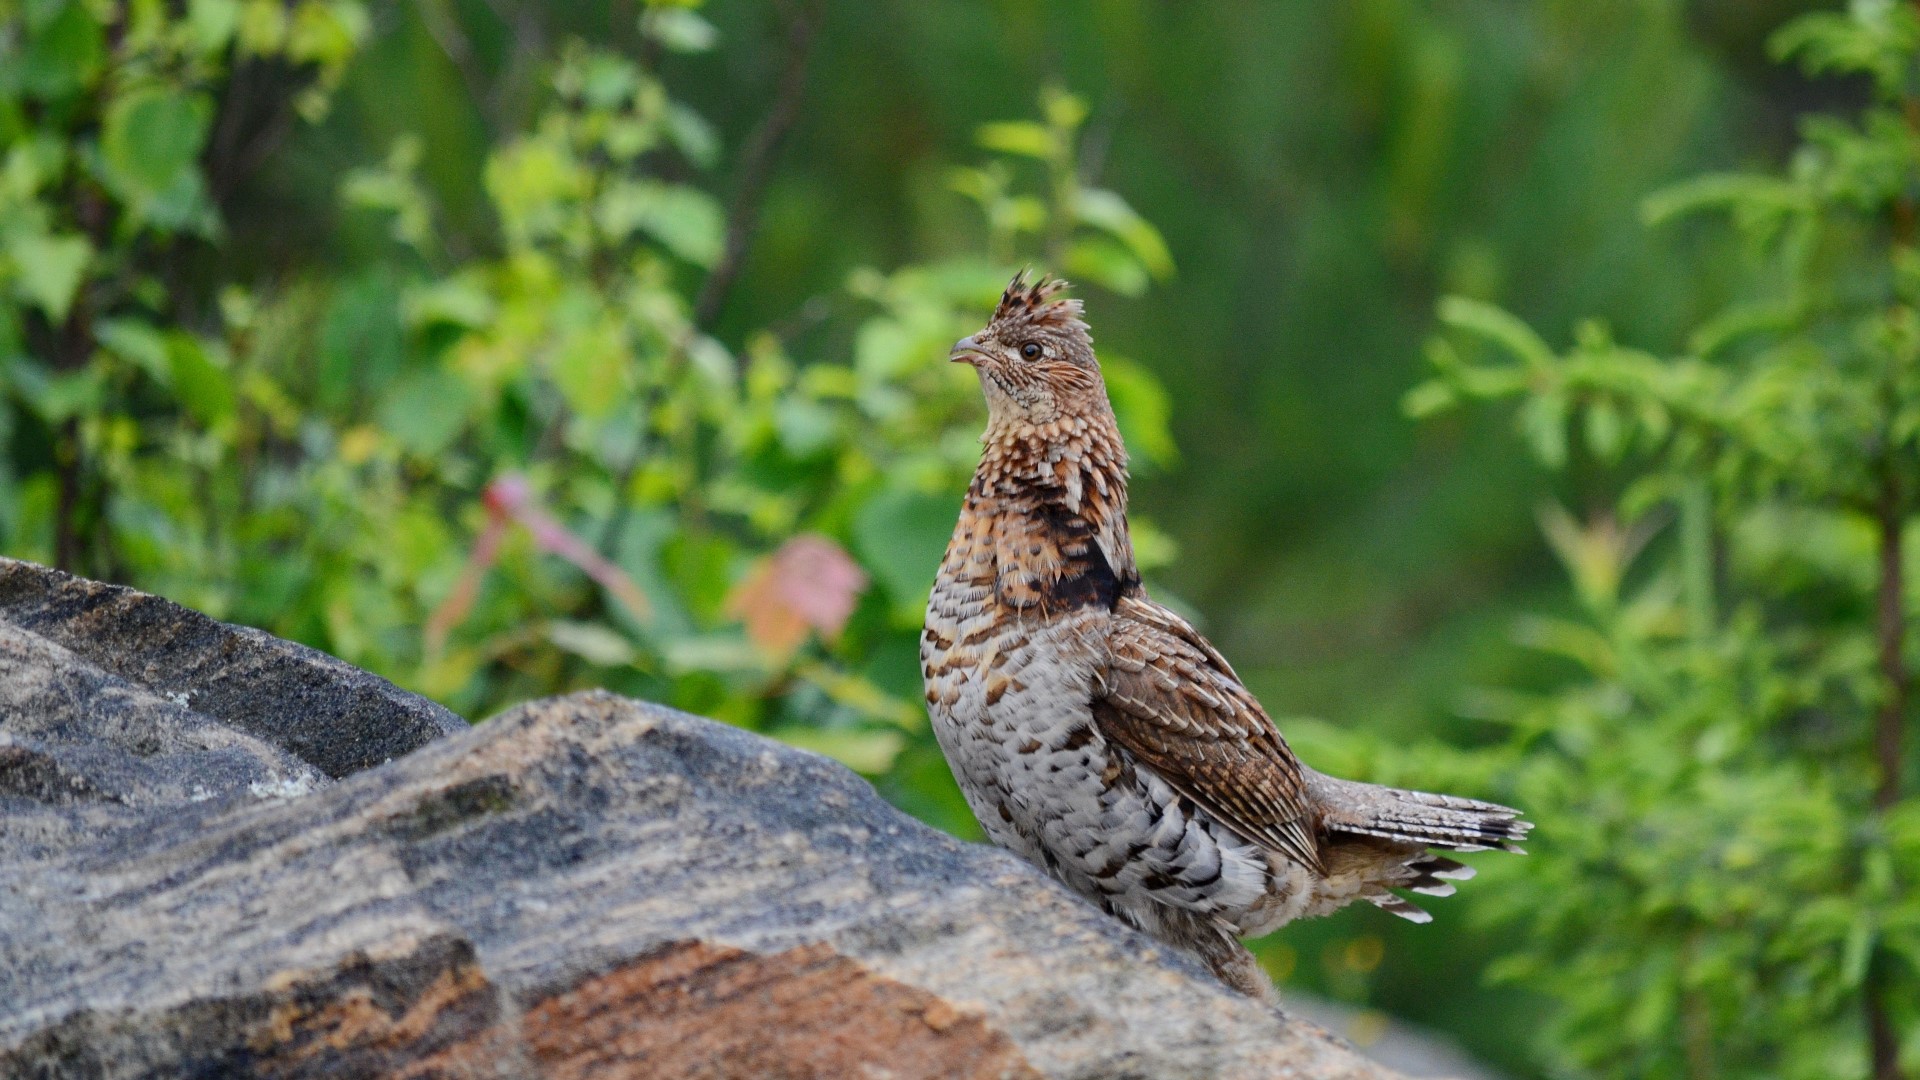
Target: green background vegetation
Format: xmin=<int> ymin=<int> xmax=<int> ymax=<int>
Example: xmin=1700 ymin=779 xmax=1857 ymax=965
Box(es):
xmin=3 ymin=1 xmax=1917 ymax=1076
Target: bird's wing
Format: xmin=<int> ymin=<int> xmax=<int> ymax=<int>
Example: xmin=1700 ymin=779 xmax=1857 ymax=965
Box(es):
xmin=1093 ymin=593 xmax=1322 ymax=872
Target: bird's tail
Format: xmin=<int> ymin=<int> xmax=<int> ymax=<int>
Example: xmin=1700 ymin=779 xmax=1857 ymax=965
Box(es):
xmin=1304 ymin=768 xmax=1531 ymax=923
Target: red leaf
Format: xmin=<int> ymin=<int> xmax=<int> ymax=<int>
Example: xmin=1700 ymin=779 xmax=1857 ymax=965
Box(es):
xmin=726 ymin=535 xmax=869 ymax=658
xmin=424 ymin=473 xmax=652 ymax=657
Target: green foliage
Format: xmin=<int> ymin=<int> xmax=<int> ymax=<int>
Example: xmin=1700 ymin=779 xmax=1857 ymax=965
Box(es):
xmin=0 ymin=4 xmax=1180 ymax=835
xmin=1412 ymin=4 xmax=1920 ymax=1075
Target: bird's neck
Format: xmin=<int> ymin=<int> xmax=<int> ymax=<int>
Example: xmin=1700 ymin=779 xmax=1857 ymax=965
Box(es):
xmin=969 ymin=410 xmax=1140 ymax=605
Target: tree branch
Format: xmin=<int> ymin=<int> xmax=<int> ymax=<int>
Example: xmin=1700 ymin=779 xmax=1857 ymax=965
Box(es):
xmin=1866 ymin=456 xmax=1907 ymax=1080
xmin=1875 ymin=464 xmax=1907 ymax=814
xmin=600 ymin=2 xmax=823 ymax=560
xmin=692 ymin=0 xmax=823 ymax=332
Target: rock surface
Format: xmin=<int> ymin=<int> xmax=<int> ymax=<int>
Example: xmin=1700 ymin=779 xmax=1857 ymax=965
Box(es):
xmin=0 ymin=560 xmax=1399 ymax=1079
xmin=0 ymin=558 xmax=466 ymax=781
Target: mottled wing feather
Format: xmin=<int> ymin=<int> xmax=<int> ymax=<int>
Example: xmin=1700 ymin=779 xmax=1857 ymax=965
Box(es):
xmin=1094 ymin=594 xmax=1322 ymax=873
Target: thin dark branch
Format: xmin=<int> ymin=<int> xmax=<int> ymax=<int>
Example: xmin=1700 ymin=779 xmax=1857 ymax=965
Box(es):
xmin=1865 ymin=45 xmax=1918 ymax=1078
xmin=417 ymin=0 xmax=498 ymax=135
xmin=693 ymin=0 xmax=824 ymax=333
xmin=1874 ymin=464 xmax=1907 ymax=814
xmin=52 ymin=186 xmax=110 ymax=574
xmin=1866 ymin=457 xmax=1907 ymax=1080
xmin=599 ymin=2 xmax=822 ymax=559
xmin=1077 ymin=104 xmax=1117 ymax=189
xmin=470 ymin=0 xmax=544 ymax=133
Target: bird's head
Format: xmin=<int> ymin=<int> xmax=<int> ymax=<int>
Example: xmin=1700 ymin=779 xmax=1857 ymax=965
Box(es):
xmin=951 ymin=272 xmax=1109 ymax=428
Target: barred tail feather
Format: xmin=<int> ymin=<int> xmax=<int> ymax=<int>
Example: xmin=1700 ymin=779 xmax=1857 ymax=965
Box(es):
xmin=1304 ymin=769 xmax=1533 ymax=854
xmin=1366 ymin=890 xmax=1434 ymax=923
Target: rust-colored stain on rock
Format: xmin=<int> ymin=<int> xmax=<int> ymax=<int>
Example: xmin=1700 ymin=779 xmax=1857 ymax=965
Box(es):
xmin=525 ymin=939 xmax=1042 ymax=1080
xmin=242 ymin=942 xmax=508 ymax=1079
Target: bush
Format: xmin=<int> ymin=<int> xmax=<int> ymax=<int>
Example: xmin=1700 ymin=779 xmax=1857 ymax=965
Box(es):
xmin=1413 ymin=4 xmax=1920 ymax=1075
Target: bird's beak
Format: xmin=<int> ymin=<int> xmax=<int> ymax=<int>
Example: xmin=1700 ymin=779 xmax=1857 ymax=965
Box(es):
xmin=950 ymin=335 xmax=985 ymax=366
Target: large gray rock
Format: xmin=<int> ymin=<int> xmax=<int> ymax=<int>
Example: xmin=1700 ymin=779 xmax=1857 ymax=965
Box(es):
xmin=0 ymin=561 xmax=1399 ymax=1079
xmin=0 ymin=558 xmax=466 ymax=780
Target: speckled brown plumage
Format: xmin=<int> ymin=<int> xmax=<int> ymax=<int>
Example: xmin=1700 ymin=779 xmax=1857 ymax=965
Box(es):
xmin=921 ymin=273 xmax=1531 ymax=999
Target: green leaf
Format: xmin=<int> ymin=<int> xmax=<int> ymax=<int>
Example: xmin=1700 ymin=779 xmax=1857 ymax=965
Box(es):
xmin=187 ymin=0 xmax=243 ymax=55
xmin=236 ymin=0 xmax=288 ymax=54
xmin=1770 ymin=6 xmax=1920 ymax=96
xmin=101 ymin=89 xmax=216 ymax=213
xmin=1103 ymin=357 xmax=1178 ymax=469
xmin=166 ymin=334 xmax=237 ymax=424
xmin=1062 ymin=236 xmax=1149 ymax=297
xmin=487 ymin=139 xmax=587 ymax=245
xmin=1402 ymin=378 xmax=1458 ymax=418
xmin=768 ymin=727 xmax=907 ymax=774
xmin=403 ymin=276 xmax=495 ymax=330
xmin=96 ymin=318 xmax=173 ymax=384
xmin=545 ymin=620 xmax=638 ymax=666
xmin=774 ymin=397 xmax=838 ymax=456
xmin=1641 ymin=173 xmax=1802 ymax=228
xmin=1075 ymin=189 xmax=1175 ymax=279
xmin=641 ymin=7 xmax=717 ymax=53
xmin=19 ymin=1 xmax=105 ymax=99
xmin=377 ymin=366 xmax=472 ymax=456
xmin=1041 ymin=87 xmax=1088 ymax=132
xmin=1584 ymin=398 xmax=1624 ymax=462
xmin=852 ymin=486 xmax=954 ymax=615
xmin=664 ymin=103 xmax=719 ymax=170
xmin=975 ymin=121 xmax=1057 ymax=160
xmin=285 ymin=0 xmax=371 ymax=71
xmin=573 ymin=52 xmax=640 ymax=107
xmin=9 ymin=360 xmax=103 ymax=422
xmin=851 ymin=318 xmax=917 ymax=379
xmin=595 ymin=180 xmax=724 ymax=267
xmin=1685 ymin=300 xmax=1799 ymax=358
xmin=1517 ymin=392 xmax=1569 ymax=469
xmin=550 ymin=319 xmax=630 ymax=419
xmin=1438 ymin=296 xmax=1556 ymax=372
xmin=4 ymin=229 xmax=92 ymax=322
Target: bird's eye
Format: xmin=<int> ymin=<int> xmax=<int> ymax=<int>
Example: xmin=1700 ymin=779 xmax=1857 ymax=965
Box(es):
xmin=1020 ymin=342 xmax=1042 ymax=360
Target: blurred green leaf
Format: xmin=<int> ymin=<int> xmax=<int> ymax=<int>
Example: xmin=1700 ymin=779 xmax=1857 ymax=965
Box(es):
xmin=377 ymin=366 xmax=471 ymax=456
xmin=1401 ymin=378 xmax=1457 ymax=418
xmin=186 ymin=0 xmax=243 ymax=55
xmin=976 ymin=121 xmax=1056 ymax=160
xmin=664 ymin=103 xmax=719 ymax=169
xmin=545 ymin=620 xmax=638 ymax=666
xmin=768 ymin=726 xmax=906 ymax=774
xmin=641 ymin=7 xmax=717 ymax=53
xmin=1062 ymin=236 xmax=1149 ymax=297
xmin=550 ymin=319 xmax=629 ymax=419
xmin=1438 ymin=296 xmax=1556 ymax=372
xmin=4 ymin=227 xmax=91 ymax=321
xmin=101 ymin=88 xmax=214 ymax=205
xmin=1641 ymin=173 xmax=1804 ymax=228
xmin=852 ymin=487 xmax=953 ymax=614
xmin=1075 ymin=189 xmax=1174 ymax=280
xmin=96 ymin=318 xmax=172 ymax=384
xmin=19 ymin=1 xmax=104 ymax=99
xmin=1104 ymin=356 xmax=1178 ymax=469
xmin=596 ymin=180 xmax=723 ymax=267
xmin=9 ymin=360 xmax=103 ymax=421
xmin=166 ymin=334 xmax=236 ymax=425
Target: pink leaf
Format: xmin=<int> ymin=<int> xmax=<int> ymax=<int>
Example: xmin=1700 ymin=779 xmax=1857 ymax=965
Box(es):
xmin=425 ymin=517 xmax=507 ymax=657
xmin=727 ymin=534 xmax=868 ymax=658
xmin=425 ymin=473 xmax=652 ymax=657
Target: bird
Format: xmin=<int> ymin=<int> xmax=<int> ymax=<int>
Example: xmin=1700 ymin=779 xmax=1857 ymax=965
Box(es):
xmin=921 ymin=272 xmax=1531 ymax=999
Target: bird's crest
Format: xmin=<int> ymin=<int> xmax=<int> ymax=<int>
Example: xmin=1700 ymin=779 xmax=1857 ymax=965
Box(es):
xmin=989 ymin=270 xmax=1088 ymax=340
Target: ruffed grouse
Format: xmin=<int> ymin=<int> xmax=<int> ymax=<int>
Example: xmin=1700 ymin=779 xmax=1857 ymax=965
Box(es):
xmin=921 ymin=273 xmax=1530 ymax=998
